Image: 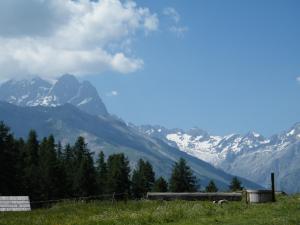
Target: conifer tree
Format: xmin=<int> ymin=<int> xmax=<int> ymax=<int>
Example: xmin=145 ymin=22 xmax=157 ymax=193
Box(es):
xmin=142 ymin=161 xmax=155 ymax=191
xmin=131 ymin=159 xmax=156 ymax=198
xmin=56 ymin=141 xmax=63 ymax=160
xmin=205 ymin=180 xmax=218 ymax=192
xmin=62 ymin=144 xmax=75 ymax=197
xmin=229 ymin=177 xmax=243 ymax=191
xmin=131 ymin=169 xmax=146 ymax=199
xmin=152 ymin=177 xmax=168 ymax=192
xmin=96 ymin=151 xmax=107 ymax=194
xmin=74 ymin=153 xmax=97 ymax=197
xmin=14 ymin=137 xmax=26 ymax=194
xmin=106 ymin=153 xmax=131 ymax=199
xmin=72 ymin=137 xmax=97 ymax=197
xmin=39 ymin=135 xmax=61 ymax=200
xmin=0 ymin=122 xmax=19 ymax=195
xmin=23 ymin=130 xmax=41 ymax=200
xmin=54 ymin=141 xmax=67 ymax=198
xmin=169 ymin=158 xmax=197 ymax=192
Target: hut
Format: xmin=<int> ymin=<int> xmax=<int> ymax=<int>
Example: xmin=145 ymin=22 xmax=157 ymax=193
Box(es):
xmin=0 ymin=196 xmax=31 ymax=212
xmin=245 ymin=190 xmax=274 ymax=203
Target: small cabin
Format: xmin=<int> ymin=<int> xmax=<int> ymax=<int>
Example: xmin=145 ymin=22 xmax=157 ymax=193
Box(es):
xmin=245 ymin=190 xmax=274 ymax=203
xmin=0 ymin=196 xmax=31 ymax=212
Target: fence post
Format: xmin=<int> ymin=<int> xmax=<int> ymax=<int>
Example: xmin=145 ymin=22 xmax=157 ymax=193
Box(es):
xmin=123 ymin=192 xmax=128 ymax=204
xmin=111 ymin=192 xmax=116 ymax=204
xmin=271 ymin=173 xmax=276 ymax=202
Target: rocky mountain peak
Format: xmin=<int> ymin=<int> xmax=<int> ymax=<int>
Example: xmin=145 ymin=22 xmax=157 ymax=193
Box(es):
xmin=0 ymin=75 xmax=108 ymax=116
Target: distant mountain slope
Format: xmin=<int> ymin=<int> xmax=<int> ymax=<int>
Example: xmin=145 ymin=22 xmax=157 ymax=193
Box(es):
xmin=135 ymin=125 xmax=300 ymax=193
xmin=0 ymin=74 xmax=108 ymax=116
xmin=0 ymin=101 xmax=260 ymax=191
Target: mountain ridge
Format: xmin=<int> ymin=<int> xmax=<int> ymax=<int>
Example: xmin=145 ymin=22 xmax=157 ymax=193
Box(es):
xmin=0 ymin=75 xmax=266 ymax=191
xmin=0 ymin=101 xmax=261 ymax=191
xmin=0 ymin=74 xmax=108 ymax=116
xmin=136 ymin=124 xmax=300 ymax=193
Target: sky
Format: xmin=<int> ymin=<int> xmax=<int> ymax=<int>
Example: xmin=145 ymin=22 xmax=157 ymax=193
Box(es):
xmin=0 ymin=0 xmax=299 ymax=136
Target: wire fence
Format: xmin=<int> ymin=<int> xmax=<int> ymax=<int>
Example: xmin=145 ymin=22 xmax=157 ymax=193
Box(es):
xmin=29 ymin=193 xmax=128 ymax=209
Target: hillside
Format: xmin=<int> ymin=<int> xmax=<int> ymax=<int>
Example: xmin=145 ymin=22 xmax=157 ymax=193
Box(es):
xmin=0 ymin=101 xmax=260 ymax=190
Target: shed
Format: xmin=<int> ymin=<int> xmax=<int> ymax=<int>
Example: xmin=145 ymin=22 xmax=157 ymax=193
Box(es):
xmin=245 ymin=190 xmax=273 ymax=203
xmin=0 ymin=196 xmax=31 ymax=212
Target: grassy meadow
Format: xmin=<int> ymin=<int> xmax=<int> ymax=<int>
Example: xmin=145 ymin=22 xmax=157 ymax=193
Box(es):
xmin=0 ymin=195 xmax=299 ymax=225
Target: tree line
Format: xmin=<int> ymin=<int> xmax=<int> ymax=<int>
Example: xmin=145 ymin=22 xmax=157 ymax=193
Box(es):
xmin=0 ymin=121 xmax=243 ymax=201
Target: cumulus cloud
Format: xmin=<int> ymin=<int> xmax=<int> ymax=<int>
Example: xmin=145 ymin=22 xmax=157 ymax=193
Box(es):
xmin=163 ymin=7 xmax=187 ymax=38
xmin=296 ymin=77 xmax=300 ymax=83
xmin=0 ymin=0 xmax=158 ymax=80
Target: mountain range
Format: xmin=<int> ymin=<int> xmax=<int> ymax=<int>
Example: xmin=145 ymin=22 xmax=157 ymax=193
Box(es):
xmin=0 ymin=74 xmax=108 ymax=116
xmin=135 ymin=124 xmax=300 ymax=193
xmin=0 ymin=75 xmax=261 ymax=191
xmin=4 ymin=75 xmax=300 ymax=193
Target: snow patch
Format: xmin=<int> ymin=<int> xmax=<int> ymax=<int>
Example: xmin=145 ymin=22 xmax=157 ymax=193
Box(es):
xmin=77 ymin=97 xmax=93 ymax=106
xmin=287 ymin=129 xmax=295 ymax=136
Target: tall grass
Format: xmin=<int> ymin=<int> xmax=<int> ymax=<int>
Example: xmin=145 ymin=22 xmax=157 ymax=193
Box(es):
xmin=0 ymin=195 xmax=299 ymax=225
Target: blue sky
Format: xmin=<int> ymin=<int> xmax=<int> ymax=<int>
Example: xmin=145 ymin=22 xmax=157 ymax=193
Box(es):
xmin=86 ymin=0 xmax=300 ymax=136
xmin=0 ymin=0 xmax=299 ymax=136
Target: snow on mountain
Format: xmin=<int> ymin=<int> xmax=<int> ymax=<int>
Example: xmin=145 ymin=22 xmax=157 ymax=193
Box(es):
xmin=136 ymin=126 xmax=270 ymax=167
xmin=136 ymin=124 xmax=300 ymax=193
xmin=0 ymin=74 xmax=108 ymax=116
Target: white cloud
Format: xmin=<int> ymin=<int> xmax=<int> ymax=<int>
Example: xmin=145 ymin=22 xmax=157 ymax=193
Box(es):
xmin=163 ymin=7 xmax=187 ymax=38
xmin=296 ymin=77 xmax=300 ymax=83
xmin=106 ymin=90 xmax=119 ymax=97
xmin=0 ymin=0 xmax=158 ymax=80
xmin=169 ymin=26 xmax=189 ymax=38
xmin=163 ymin=7 xmax=180 ymax=23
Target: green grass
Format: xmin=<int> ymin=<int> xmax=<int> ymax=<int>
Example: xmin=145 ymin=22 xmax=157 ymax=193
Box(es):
xmin=1 ymin=195 xmax=300 ymax=225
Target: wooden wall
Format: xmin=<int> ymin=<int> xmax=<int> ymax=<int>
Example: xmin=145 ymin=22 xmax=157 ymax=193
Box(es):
xmin=0 ymin=196 xmax=31 ymax=212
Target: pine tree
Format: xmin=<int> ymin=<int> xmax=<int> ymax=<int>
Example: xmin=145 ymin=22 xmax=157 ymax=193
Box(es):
xmin=142 ymin=161 xmax=155 ymax=191
xmin=131 ymin=159 xmax=156 ymax=198
xmin=205 ymin=180 xmax=218 ymax=192
xmin=62 ymin=144 xmax=75 ymax=197
xmin=23 ymin=130 xmax=41 ymax=200
xmin=152 ymin=177 xmax=168 ymax=192
xmin=55 ymin=141 xmax=67 ymax=198
xmin=56 ymin=141 xmax=63 ymax=160
xmin=96 ymin=151 xmax=107 ymax=194
xmin=74 ymin=153 xmax=97 ymax=197
xmin=72 ymin=137 xmax=97 ymax=197
xmin=169 ymin=158 xmax=197 ymax=192
xmin=0 ymin=122 xmax=19 ymax=195
xmin=229 ymin=177 xmax=243 ymax=191
xmin=106 ymin=153 xmax=131 ymax=199
xmin=131 ymin=169 xmax=146 ymax=199
xmin=39 ymin=135 xmax=61 ymax=200
xmin=14 ymin=137 xmax=26 ymax=194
